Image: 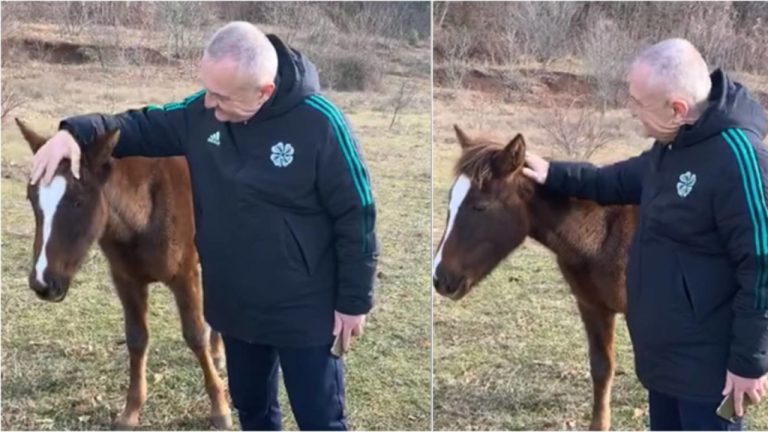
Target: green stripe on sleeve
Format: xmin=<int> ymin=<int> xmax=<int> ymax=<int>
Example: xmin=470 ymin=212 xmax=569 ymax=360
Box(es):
xmin=731 ymin=128 xmax=768 ymax=309
xmin=304 ymin=96 xmax=374 ymax=253
xmin=308 ymin=95 xmax=373 ymax=205
xmin=147 ymin=89 xmax=205 ymax=112
xmin=723 ymin=129 xmax=768 ymax=309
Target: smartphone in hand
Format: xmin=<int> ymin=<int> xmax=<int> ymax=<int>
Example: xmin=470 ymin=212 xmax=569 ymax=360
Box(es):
xmin=330 ymin=333 xmax=344 ymax=357
xmin=716 ymin=393 xmax=754 ymax=423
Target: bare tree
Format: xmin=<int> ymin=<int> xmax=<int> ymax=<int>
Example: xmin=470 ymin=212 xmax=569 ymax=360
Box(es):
xmin=440 ymin=29 xmax=473 ymax=89
xmin=434 ymin=2 xmax=451 ymax=29
xmin=506 ymin=2 xmax=580 ymax=68
xmin=156 ymin=2 xmax=211 ymax=60
xmin=1 ymin=81 xmax=25 ymax=123
xmin=531 ymin=98 xmax=612 ymax=160
xmin=582 ymin=17 xmax=637 ymax=111
xmin=389 ymin=79 xmax=416 ymax=129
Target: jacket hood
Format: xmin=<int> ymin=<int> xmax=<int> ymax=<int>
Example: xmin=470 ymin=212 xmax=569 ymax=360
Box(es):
xmin=677 ymin=69 xmax=767 ymax=146
xmin=252 ymin=34 xmax=320 ymax=121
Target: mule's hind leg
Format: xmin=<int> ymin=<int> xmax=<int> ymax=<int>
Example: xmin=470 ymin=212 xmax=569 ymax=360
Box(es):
xmin=209 ymin=329 xmax=225 ymax=371
xmin=112 ymin=273 xmax=150 ymax=430
xmin=169 ymin=274 xmax=232 ymax=430
xmin=576 ymin=300 xmax=616 ymax=431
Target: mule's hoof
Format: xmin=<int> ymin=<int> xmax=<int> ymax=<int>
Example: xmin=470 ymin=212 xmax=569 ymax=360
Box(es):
xmin=113 ymin=416 xmax=139 ymax=431
xmin=211 ymin=413 xmax=233 ymax=430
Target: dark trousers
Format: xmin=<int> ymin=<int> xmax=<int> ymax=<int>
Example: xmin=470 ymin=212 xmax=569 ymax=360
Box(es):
xmin=649 ymin=389 xmax=744 ymax=431
xmin=222 ymin=335 xmax=347 ymax=431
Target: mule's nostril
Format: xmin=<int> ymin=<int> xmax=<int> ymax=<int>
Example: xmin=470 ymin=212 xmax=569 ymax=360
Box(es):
xmin=30 ymin=280 xmax=47 ymax=294
xmin=442 ymin=275 xmax=458 ymax=294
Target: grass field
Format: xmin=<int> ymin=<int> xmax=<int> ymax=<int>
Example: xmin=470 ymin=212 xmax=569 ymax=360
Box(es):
xmin=431 ymin=84 xmax=768 ymax=430
xmin=0 ymin=23 xmax=431 ymax=430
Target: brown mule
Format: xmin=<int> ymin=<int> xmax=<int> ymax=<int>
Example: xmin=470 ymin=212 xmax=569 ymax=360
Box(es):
xmin=17 ymin=119 xmax=232 ymax=430
xmin=433 ymin=125 xmax=637 ymax=430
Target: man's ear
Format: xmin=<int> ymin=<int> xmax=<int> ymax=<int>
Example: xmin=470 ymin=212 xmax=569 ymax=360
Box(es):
xmin=671 ymin=100 xmax=689 ymax=123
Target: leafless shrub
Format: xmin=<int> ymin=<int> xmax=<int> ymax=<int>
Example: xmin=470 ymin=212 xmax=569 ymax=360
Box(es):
xmin=440 ymin=29 xmax=473 ymax=89
xmin=438 ymin=2 xmax=767 ymax=74
xmin=434 ymin=1 xmax=451 ymax=30
xmin=581 ymin=17 xmax=637 ymax=111
xmin=531 ymin=98 xmax=612 ymax=160
xmin=503 ymin=2 xmax=580 ymax=68
xmin=155 ymin=2 xmax=212 ymax=60
xmin=1 ymin=81 xmax=26 ymax=123
xmin=389 ymin=79 xmax=416 ymax=129
xmin=320 ymin=54 xmax=383 ymax=92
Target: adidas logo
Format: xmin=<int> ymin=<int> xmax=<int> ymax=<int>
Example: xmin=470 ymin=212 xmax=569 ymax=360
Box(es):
xmin=207 ymin=131 xmax=220 ymax=146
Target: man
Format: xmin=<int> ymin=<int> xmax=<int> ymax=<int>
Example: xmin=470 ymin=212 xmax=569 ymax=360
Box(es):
xmin=29 ymin=22 xmax=378 ymax=431
xmin=524 ymin=38 xmax=768 ymax=430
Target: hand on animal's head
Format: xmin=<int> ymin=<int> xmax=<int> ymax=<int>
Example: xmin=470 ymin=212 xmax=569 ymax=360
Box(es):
xmin=19 ymin=118 xmax=82 ymax=186
xmin=522 ymin=152 xmax=549 ymax=185
xmin=19 ymin=118 xmax=119 ymax=186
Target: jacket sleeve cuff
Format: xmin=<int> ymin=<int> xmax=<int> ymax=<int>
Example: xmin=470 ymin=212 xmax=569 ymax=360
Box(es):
xmin=728 ymin=354 xmax=768 ymax=379
xmin=545 ymin=161 xmax=569 ymax=191
xmin=59 ymin=118 xmax=89 ymax=148
xmin=335 ymin=295 xmax=373 ymax=315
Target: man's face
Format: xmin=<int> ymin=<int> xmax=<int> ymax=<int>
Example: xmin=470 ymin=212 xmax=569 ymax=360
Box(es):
xmin=627 ymin=63 xmax=681 ymax=142
xmin=199 ymin=55 xmax=275 ymax=123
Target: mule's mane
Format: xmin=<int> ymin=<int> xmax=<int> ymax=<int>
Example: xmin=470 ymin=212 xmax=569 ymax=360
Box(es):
xmin=454 ymin=140 xmax=504 ymax=187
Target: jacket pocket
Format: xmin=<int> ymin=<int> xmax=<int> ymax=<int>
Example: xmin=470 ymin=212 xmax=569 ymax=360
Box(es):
xmin=677 ymin=255 xmax=698 ymax=320
xmin=676 ymin=252 xmax=735 ymax=344
xmin=283 ymin=217 xmax=311 ymax=275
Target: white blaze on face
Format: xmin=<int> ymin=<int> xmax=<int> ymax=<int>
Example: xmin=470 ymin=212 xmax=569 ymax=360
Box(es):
xmin=35 ymin=176 xmax=67 ymax=285
xmin=432 ymin=175 xmax=472 ymax=279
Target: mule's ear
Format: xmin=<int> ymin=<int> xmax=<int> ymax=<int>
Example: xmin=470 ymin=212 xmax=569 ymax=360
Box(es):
xmin=492 ymin=133 xmax=526 ymax=178
xmin=15 ymin=118 xmax=48 ymax=154
xmin=85 ymin=129 xmax=119 ymax=168
xmin=453 ymin=124 xmax=473 ymax=149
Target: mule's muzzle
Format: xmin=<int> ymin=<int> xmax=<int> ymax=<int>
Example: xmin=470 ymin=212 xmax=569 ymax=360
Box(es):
xmin=433 ymin=267 xmax=469 ymax=300
xmin=28 ymin=272 xmax=70 ymax=302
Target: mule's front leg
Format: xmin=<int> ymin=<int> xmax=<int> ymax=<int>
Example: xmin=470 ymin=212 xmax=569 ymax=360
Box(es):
xmin=209 ymin=329 xmax=226 ymax=371
xmin=171 ymin=278 xmax=232 ymax=430
xmin=577 ymin=301 xmax=616 ymax=431
xmin=113 ymin=277 xmax=150 ymax=430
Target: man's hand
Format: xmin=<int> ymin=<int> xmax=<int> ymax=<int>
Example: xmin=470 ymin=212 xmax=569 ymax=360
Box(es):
xmin=723 ymin=370 xmax=767 ymax=416
xmin=522 ymin=152 xmax=549 ymax=184
xmin=333 ymin=311 xmax=366 ymax=354
xmin=30 ymin=129 xmax=81 ymax=186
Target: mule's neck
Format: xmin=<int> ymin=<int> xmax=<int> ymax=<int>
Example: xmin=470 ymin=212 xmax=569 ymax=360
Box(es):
xmin=525 ymin=183 xmax=611 ymax=262
xmin=101 ymin=162 xmax=153 ymax=241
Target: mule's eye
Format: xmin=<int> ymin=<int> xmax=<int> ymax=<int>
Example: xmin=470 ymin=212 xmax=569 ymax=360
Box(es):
xmin=473 ymin=201 xmax=488 ymax=212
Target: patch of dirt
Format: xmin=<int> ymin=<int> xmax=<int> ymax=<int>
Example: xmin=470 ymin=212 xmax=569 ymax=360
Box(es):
xmin=2 ymin=37 xmax=173 ymax=66
xmin=435 ymin=65 xmax=601 ymax=107
xmin=2 ymin=158 xmax=29 ymax=182
xmin=437 ymin=65 xmax=768 ymax=112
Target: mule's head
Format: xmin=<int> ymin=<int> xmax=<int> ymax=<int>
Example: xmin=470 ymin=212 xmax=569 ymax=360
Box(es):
xmin=433 ymin=125 xmax=534 ymax=300
xmin=17 ymin=119 xmax=118 ymax=302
